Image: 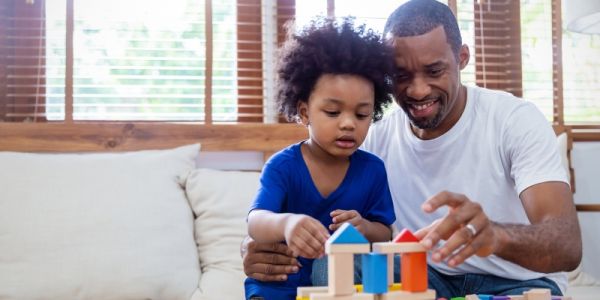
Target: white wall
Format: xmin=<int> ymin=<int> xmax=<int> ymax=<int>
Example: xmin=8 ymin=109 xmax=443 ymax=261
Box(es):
xmin=572 ymin=142 xmax=600 ymax=279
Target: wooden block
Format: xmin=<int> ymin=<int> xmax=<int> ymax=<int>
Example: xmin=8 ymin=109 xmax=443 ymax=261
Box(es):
xmin=379 ymin=289 xmax=436 ymax=300
xmin=507 ymin=296 xmax=524 ymax=300
xmin=394 ymin=229 xmax=420 ymax=242
xmin=298 ymin=286 xmax=330 ymax=296
xmin=362 ymin=253 xmax=388 ymax=294
xmin=326 ymin=243 xmax=371 ymax=254
xmin=372 ymin=242 xmax=426 ymax=254
xmin=387 ymin=254 xmax=395 ymax=285
xmin=524 ymin=288 xmax=551 ymax=300
xmin=401 ymin=252 xmax=428 ymax=292
xmin=328 ymin=223 xmax=369 ymax=244
xmin=329 ymin=253 xmax=355 ymax=296
xmin=311 ymin=293 xmax=375 ymax=300
xmin=465 ymin=295 xmax=480 ymax=300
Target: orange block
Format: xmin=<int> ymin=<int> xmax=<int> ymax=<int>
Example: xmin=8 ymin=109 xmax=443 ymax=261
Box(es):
xmin=401 ymin=252 xmax=428 ymax=292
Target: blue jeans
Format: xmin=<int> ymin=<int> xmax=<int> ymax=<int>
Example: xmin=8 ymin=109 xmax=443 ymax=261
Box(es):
xmin=310 ymin=255 xmax=562 ymax=298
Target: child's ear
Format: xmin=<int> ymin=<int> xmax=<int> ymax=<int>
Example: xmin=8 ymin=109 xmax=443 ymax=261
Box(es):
xmin=297 ymin=101 xmax=309 ymax=126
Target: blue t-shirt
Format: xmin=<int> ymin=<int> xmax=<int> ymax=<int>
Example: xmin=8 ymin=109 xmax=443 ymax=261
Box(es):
xmin=245 ymin=142 xmax=396 ymax=299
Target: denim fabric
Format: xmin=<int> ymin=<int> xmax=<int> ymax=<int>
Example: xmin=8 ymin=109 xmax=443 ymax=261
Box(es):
xmin=310 ymin=255 xmax=562 ymax=298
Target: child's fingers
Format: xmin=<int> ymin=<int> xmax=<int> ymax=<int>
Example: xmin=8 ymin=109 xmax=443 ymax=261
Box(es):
xmin=331 ymin=210 xmax=359 ymax=224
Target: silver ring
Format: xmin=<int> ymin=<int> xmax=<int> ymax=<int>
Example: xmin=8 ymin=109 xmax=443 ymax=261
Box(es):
xmin=465 ymin=224 xmax=477 ymax=237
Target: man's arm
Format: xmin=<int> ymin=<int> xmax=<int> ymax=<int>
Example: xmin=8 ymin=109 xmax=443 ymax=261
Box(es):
xmin=415 ymin=181 xmax=582 ymax=273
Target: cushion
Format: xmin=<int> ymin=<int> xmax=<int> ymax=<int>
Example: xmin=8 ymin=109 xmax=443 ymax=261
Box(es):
xmin=185 ymin=168 xmax=261 ymax=300
xmin=0 ymin=144 xmax=201 ymax=300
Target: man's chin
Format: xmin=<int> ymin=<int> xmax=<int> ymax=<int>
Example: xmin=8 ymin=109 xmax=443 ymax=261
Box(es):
xmin=408 ymin=115 xmax=441 ymax=129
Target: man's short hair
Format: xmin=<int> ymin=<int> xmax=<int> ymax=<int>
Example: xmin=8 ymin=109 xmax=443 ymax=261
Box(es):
xmin=383 ymin=0 xmax=462 ymax=60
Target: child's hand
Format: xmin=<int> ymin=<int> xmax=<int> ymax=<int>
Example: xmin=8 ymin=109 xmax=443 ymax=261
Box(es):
xmin=329 ymin=209 xmax=367 ymax=235
xmin=284 ymin=214 xmax=330 ymax=259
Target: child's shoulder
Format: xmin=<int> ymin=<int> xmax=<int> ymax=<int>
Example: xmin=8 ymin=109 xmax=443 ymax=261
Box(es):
xmin=265 ymin=142 xmax=303 ymax=167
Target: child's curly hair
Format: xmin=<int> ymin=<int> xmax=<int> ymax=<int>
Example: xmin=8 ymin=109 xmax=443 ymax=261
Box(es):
xmin=277 ymin=17 xmax=395 ymax=122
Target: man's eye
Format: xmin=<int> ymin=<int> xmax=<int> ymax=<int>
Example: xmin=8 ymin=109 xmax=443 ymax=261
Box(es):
xmin=394 ymin=72 xmax=410 ymax=81
xmin=429 ymin=68 xmax=443 ymax=76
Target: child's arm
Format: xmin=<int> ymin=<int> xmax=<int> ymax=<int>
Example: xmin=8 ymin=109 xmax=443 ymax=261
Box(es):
xmin=248 ymin=209 xmax=330 ymax=258
xmin=329 ymin=209 xmax=392 ymax=242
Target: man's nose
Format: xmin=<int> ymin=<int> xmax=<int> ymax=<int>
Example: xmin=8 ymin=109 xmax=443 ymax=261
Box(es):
xmin=406 ymin=76 xmax=431 ymax=100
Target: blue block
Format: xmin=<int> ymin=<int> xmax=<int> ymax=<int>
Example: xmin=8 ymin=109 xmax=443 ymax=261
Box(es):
xmin=328 ymin=223 xmax=368 ymax=244
xmin=361 ymin=253 xmax=387 ymax=294
xmin=477 ymin=296 xmax=493 ymax=300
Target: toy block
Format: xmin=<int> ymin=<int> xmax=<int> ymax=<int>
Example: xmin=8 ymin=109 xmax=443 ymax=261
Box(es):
xmin=507 ymin=296 xmax=524 ymax=300
xmin=379 ymin=289 xmax=436 ymax=300
xmin=387 ymin=254 xmax=394 ymax=285
xmin=328 ymin=223 xmax=368 ymax=244
xmin=389 ymin=283 xmax=402 ymax=291
xmin=311 ymin=293 xmax=374 ymax=300
xmin=523 ymin=288 xmax=551 ymax=300
xmin=450 ymin=297 xmax=465 ymax=300
xmin=394 ymin=228 xmax=420 ymax=242
xmin=478 ymin=296 xmax=493 ymax=300
xmin=326 ymin=243 xmax=371 ymax=254
xmin=329 ymin=253 xmax=355 ymax=296
xmin=401 ymin=251 xmax=427 ymax=292
xmin=362 ymin=253 xmax=388 ymax=294
xmin=298 ymin=286 xmax=329 ymax=297
xmin=372 ymin=242 xmax=426 ymax=254
xmin=492 ymin=296 xmax=510 ymax=300
xmin=465 ymin=295 xmax=479 ymax=300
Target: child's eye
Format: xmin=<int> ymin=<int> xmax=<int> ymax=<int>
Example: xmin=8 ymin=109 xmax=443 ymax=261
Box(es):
xmin=324 ymin=110 xmax=340 ymax=117
xmin=356 ymin=114 xmax=370 ymax=120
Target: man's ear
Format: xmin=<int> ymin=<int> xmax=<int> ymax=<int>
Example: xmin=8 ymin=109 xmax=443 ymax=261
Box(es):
xmin=297 ymin=101 xmax=309 ymax=126
xmin=458 ymin=44 xmax=470 ymax=70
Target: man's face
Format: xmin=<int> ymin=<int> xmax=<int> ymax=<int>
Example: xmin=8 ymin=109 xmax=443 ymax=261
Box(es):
xmin=388 ymin=26 xmax=469 ymax=139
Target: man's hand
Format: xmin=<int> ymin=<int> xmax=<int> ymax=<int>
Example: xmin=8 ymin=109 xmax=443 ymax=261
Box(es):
xmin=284 ymin=214 xmax=330 ymax=259
xmin=329 ymin=209 xmax=367 ymax=234
xmin=241 ymin=236 xmax=301 ymax=282
xmin=414 ymin=191 xmax=500 ymax=267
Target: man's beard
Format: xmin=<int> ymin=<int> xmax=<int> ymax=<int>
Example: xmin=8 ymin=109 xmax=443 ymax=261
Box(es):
xmin=400 ymin=100 xmax=445 ymax=129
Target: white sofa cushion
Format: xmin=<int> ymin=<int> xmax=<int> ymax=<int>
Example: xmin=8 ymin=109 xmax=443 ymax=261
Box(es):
xmin=0 ymin=144 xmax=201 ymax=300
xmin=185 ymin=168 xmax=260 ymax=300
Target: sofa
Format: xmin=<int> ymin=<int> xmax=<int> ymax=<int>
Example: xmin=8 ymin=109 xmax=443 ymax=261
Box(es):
xmin=0 ymin=123 xmax=598 ymax=299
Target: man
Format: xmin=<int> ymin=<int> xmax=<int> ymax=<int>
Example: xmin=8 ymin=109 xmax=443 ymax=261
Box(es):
xmin=242 ymin=0 xmax=582 ymax=297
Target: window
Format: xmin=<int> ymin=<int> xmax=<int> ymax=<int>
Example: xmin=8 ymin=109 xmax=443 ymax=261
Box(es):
xmin=1 ymin=0 xmax=599 ymax=130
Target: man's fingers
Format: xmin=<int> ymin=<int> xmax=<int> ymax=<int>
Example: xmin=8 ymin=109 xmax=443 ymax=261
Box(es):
xmin=429 ymin=212 xmax=488 ymax=263
xmin=421 ymin=200 xmax=483 ymax=250
xmin=422 ymin=191 xmax=467 ymax=213
xmin=246 ymin=261 xmax=299 ymax=281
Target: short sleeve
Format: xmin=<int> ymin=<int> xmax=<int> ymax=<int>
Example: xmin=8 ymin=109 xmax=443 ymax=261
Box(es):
xmin=503 ymin=102 xmax=569 ymax=195
xmin=248 ymin=156 xmax=288 ymax=213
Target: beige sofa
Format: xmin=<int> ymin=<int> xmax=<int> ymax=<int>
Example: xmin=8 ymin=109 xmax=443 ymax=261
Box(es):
xmin=0 ymin=124 xmax=598 ymax=299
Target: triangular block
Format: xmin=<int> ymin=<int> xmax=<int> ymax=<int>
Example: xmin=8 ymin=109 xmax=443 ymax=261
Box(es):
xmin=328 ymin=222 xmax=368 ymax=244
xmin=393 ymin=228 xmax=419 ymax=243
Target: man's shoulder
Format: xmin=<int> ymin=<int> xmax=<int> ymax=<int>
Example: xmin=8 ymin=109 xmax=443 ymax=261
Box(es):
xmin=469 ymin=85 xmax=539 ymax=121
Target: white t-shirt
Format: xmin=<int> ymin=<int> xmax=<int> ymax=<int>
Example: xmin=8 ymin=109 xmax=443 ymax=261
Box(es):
xmin=362 ymin=85 xmax=568 ymax=292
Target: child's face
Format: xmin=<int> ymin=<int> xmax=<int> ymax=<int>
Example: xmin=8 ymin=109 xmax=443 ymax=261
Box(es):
xmin=298 ymin=74 xmax=375 ymax=158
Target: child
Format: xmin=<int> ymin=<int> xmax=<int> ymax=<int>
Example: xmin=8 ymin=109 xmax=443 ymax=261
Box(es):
xmin=245 ymin=17 xmax=396 ymax=300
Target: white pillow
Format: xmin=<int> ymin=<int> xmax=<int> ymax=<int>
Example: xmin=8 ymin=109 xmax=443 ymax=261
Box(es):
xmin=0 ymin=144 xmax=201 ymax=300
xmin=185 ymin=168 xmax=260 ymax=300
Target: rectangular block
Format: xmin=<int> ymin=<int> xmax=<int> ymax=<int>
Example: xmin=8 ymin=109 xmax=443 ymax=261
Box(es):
xmin=326 ymin=243 xmax=371 ymax=254
xmin=298 ymin=286 xmax=329 ymax=296
xmin=311 ymin=293 xmax=374 ymax=300
xmin=372 ymin=242 xmax=426 ymax=254
xmin=379 ymin=289 xmax=436 ymax=300
xmin=328 ymin=253 xmax=355 ymax=296
xmin=361 ymin=253 xmax=388 ymax=294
